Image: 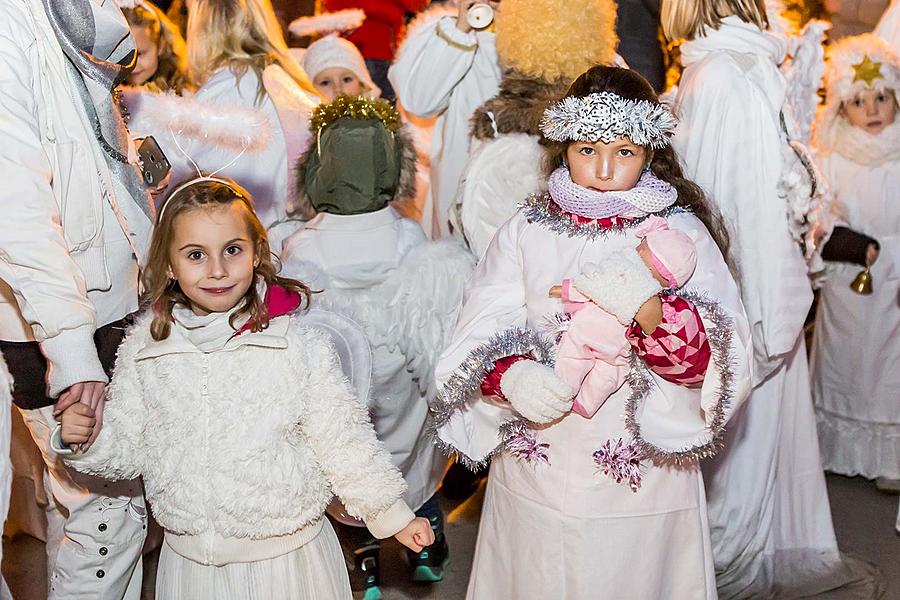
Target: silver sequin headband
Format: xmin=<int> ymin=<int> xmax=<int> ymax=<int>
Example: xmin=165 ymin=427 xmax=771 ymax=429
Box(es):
xmin=539 ymin=92 xmax=677 ymax=149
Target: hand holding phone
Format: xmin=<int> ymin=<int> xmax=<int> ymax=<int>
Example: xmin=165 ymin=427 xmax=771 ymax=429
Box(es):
xmin=136 ymin=136 xmax=171 ymax=187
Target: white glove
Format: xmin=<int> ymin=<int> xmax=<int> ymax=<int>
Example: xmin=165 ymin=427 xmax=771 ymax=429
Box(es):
xmin=500 ymin=360 xmax=574 ymax=424
xmin=573 ymin=250 xmax=662 ymax=326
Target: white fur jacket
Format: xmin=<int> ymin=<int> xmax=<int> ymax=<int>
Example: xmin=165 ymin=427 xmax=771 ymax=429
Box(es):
xmin=65 ymin=311 xmax=413 ymax=560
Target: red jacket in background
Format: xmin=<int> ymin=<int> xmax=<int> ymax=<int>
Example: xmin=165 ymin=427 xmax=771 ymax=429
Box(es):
xmin=323 ymin=0 xmax=429 ymax=60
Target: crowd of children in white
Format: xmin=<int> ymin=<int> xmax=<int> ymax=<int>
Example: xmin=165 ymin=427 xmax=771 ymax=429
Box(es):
xmin=0 ymin=0 xmax=898 ymax=599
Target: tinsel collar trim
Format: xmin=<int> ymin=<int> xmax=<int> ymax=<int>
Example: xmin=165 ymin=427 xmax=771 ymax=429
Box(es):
xmin=520 ymin=193 xmax=686 ymax=240
xmin=309 ymin=95 xmax=401 ymax=134
xmin=623 ymin=289 xmax=738 ymax=466
xmin=548 ymin=167 xmax=678 ymax=220
xmin=540 ymin=92 xmax=677 ymax=149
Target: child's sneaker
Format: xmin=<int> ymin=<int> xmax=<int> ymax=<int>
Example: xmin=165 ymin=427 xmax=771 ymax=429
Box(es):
xmin=353 ymin=543 xmax=382 ymax=600
xmin=408 ymin=532 xmax=450 ymax=582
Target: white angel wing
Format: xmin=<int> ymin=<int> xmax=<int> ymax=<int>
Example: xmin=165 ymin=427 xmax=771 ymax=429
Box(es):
xmin=782 ymin=20 xmax=831 ymax=145
xmin=456 ymin=133 xmax=546 ymax=259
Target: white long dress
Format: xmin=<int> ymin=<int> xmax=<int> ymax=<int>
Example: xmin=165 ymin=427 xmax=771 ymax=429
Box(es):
xmin=434 ymin=205 xmax=752 ymax=600
xmin=281 ymin=207 xmax=474 ymax=511
xmin=877 ymin=0 xmax=900 ymax=48
xmin=811 ymin=141 xmax=900 ymax=480
xmin=389 ymin=11 xmax=502 ymax=239
xmin=673 ymin=17 xmax=876 ymax=598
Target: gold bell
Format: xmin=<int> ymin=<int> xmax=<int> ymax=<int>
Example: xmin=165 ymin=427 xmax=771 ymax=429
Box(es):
xmin=850 ymin=267 xmax=873 ymax=295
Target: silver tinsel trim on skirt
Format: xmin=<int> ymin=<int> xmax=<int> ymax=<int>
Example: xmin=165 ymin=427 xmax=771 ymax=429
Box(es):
xmin=623 ymin=288 xmax=738 ymax=466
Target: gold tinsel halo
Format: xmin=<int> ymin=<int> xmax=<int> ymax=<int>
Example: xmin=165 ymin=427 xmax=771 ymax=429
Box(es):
xmin=309 ymin=95 xmax=401 ymax=133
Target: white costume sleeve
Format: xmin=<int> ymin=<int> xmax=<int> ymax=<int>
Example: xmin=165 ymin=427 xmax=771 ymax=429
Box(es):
xmin=674 ymin=56 xmax=813 ymax=384
xmin=388 ymin=16 xmax=485 ymax=118
xmin=289 ymin=327 xmax=413 ymax=539
xmin=626 ymin=213 xmax=753 ymax=461
xmin=432 ymin=215 xmax=532 ymax=466
xmin=0 ymin=20 xmax=105 ymax=394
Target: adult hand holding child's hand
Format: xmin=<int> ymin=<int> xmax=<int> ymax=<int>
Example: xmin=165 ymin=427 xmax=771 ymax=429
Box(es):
xmin=395 ymin=517 xmax=436 ymax=553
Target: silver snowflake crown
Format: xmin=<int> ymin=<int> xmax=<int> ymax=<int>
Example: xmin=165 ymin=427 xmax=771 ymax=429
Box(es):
xmin=540 ymin=92 xmax=677 ymax=149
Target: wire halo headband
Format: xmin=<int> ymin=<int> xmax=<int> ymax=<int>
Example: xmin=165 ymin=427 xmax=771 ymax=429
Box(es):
xmin=156 ymin=176 xmax=248 ymax=223
xmin=539 ymin=91 xmax=677 ymax=149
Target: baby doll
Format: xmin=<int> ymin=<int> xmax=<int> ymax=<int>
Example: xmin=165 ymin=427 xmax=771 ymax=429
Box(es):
xmin=553 ymin=216 xmax=697 ymax=418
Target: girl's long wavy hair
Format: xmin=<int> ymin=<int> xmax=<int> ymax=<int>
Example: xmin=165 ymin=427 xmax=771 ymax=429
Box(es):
xmin=185 ymin=0 xmax=319 ymax=102
xmin=144 ymin=178 xmax=312 ymax=341
xmin=123 ymin=3 xmax=191 ymax=94
xmin=541 ymin=65 xmax=731 ymax=258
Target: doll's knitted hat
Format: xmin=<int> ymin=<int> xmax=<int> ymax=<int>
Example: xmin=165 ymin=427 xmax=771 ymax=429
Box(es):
xmin=495 ymin=0 xmax=618 ymax=83
xmin=637 ymin=216 xmax=697 ymax=289
xmin=813 ymin=34 xmax=900 ymax=152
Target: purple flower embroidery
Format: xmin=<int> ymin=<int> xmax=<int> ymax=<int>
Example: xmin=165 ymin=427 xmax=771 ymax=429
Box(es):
xmin=593 ymin=438 xmax=644 ymax=492
xmin=503 ymin=421 xmax=551 ymax=465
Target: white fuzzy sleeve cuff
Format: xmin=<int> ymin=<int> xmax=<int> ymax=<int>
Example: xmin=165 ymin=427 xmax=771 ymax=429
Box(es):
xmin=364 ymin=499 xmax=416 ymax=539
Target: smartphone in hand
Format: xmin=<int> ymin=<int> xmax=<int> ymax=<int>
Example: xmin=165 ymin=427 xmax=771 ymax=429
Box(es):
xmin=136 ymin=136 xmax=171 ymax=187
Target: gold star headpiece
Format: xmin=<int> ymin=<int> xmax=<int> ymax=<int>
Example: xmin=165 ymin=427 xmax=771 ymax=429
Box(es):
xmin=852 ymin=55 xmax=884 ymax=87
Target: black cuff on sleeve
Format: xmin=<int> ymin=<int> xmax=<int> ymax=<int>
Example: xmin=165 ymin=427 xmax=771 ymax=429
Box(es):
xmin=821 ymin=226 xmax=879 ymax=267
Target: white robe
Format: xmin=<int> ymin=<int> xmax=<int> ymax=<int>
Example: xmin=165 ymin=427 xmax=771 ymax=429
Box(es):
xmin=810 ymin=150 xmax=900 ymax=480
xmin=280 ymin=207 xmax=474 ymax=511
xmin=389 ymin=13 xmax=502 ymax=239
xmin=876 ymin=0 xmax=900 ymax=48
xmin=435 ymin=207 xmax=752 ymax=600
xmin=672 ymin=17 xmax=869 ymax=599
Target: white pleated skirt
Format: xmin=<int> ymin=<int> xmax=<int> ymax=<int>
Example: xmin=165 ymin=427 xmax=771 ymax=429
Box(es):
xmin=155 ymin=520 xmax=352 ymax=600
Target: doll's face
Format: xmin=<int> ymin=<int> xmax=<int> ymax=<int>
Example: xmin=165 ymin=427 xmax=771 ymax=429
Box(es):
xmin=128 ymin=25 xmax=160 ymax=86
xmin=313 ymin=67 xmax=366 ymax=102
xmin=841 ymin=88 xmax=897 ymax=135
xmin=565 ymin=137 xmax=647 ymax=193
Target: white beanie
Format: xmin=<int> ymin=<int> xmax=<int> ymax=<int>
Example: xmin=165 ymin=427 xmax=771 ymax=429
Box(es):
xmin=299 ymin=35 xmax=380 ymax=99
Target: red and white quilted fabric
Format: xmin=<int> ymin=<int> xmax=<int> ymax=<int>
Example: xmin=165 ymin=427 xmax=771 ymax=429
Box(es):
xmin=625 ymin=293 xmax=711 ymax=386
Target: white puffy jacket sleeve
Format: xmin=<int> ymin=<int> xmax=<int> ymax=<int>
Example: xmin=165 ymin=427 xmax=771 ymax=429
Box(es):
xmin=64 ymin=326 xmax=149 ymax=481
xmin=289 ymin=326 xmax=414 ymax=539
xmin=389 ymin=15 xmax=488 ymax=118
xmin=0 ymin=13 xmax=105 ymax=395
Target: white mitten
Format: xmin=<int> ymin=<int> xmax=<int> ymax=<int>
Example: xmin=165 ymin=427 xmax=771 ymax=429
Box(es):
xmin=500 ymin=360 xmax=574 ymax=424
xmin=573 ymin=250 xmax=662 ymax=326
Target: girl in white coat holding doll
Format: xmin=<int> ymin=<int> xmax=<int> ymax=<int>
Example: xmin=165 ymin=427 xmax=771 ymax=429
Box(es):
xmin=433 ymin=65 xmax=752 ymax=600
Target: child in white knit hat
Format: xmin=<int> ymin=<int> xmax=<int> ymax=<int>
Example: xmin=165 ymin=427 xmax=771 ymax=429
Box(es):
xmin=810 ymin=32 xmax=900 ymax=493
xmin=301 ymin=35 xmax=381 ymax=101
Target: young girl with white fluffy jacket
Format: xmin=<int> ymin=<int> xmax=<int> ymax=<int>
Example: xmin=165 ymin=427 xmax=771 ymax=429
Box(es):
xmin=55 ymin=177 xmax=433 ymax=600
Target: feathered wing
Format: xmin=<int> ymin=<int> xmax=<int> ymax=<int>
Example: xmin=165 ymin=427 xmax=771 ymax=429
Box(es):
xmin=281 ymin=240 xmax=475 ymax=400
xmin=380 ymin=240 xmax=476 ymax=398
xmin=782 ymin=20 xmax=831 ymax=145
xmin=456 ymin=133 xmax=546 ymax=258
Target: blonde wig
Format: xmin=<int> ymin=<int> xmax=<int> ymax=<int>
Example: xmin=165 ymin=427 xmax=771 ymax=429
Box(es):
xmin=186 ymin=0 xmax=318 ymax=99
xmin=495 ymin=0 xmax=618 ymax=83
xmin=661 ymin=0 xmax=768 ymax=41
